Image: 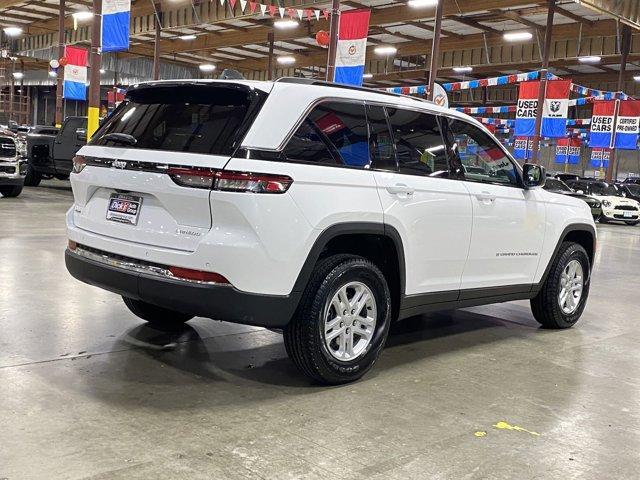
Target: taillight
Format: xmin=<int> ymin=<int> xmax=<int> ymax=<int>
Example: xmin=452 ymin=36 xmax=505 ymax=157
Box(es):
xmin=213 ymin=170 xmax=293 ymax=194
xmin=167 ymin=167 xmax=216 ymax=189
xmin=72 ymin=155 xmax=86 ymax=173
xmin=167 ymin=167 xmax=293 ymax=193
xmin=168 ymin=266 xmax=230 ymax=284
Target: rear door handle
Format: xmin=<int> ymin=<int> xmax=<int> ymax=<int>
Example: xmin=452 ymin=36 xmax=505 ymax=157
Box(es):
xmin=386 ymin=183 xmax=415 ymax=195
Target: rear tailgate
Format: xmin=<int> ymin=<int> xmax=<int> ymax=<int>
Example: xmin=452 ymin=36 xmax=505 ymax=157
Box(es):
xmin=70 ymin=81 xmax=269 ymax=252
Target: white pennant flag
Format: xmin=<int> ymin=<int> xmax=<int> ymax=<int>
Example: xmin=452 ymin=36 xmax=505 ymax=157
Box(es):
xmin=278 ymin=7 xmax=285 ymax=18
xmin=314 ymin=9 xmax=320 ymax=21
xmin=297 ymin=9 xmax=304 ymax=20
xmin=260 ymin=3 xmax=267 ymax=15
xmin=240 ymin=0 xmax=247 ymax=11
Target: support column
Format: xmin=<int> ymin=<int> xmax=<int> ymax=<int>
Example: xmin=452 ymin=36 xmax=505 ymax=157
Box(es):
xmin=605 ymin=24 xmax=631 ymax=183
xmin=153 ymin=8 xmax=161 ymax=80
xmin=325 ymin=0 xmax=340 ymax=82
xmin=55 ymin=0 xmax=65 ymax=128
xmin=87 ymin=0 xmax=102 ymax=140
xmin=267 ymin=32 xmax=274 ymax=81
xmin=530 ymin=0 xmax=555 ymax=164
xmin=9 ymin=60 xmax=14 ymax=123
xmin=427 ymin=0 xmax=444 ymax=101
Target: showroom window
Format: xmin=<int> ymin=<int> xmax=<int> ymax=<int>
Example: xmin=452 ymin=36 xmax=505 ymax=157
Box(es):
xmin=284 ymin=101 xmax=370 ymax=168
xmin=385 ymin=107 xmax=450 ymax=176
xmin=366 ymin=104 xmax=396 ymax=171
xmin=446 ymin=118 xmax=519 ymax=187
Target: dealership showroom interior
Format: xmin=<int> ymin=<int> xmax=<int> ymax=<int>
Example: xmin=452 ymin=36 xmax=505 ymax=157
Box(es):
xmin=2 ymin=0 xmax=640 ymax=478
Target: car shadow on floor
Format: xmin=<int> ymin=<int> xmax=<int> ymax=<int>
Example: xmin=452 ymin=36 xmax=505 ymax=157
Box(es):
xmin=105 ymin=305 xmax=544 ymax=393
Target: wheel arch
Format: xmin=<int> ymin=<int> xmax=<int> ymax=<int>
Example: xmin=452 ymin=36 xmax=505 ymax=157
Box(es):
xmin=291 ymin=222 xmax=406 ymax=317
xmin=536 ymin=223 xmax=596 ymax=290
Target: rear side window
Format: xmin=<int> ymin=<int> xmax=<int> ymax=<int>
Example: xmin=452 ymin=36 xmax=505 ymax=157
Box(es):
xmin=283 ymin=101 xmax=370 ymax=168
xmin=61 ymin=118 xmax=85 ymax=137
xmin=91 ymin=84 xmax=266 ymax=155
xmin=386 ymin=108 xmax=449 ymax=176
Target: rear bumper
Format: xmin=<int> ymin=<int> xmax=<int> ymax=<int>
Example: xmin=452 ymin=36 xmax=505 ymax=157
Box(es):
xmin=65 ymin=249 xmax=299 ymax=328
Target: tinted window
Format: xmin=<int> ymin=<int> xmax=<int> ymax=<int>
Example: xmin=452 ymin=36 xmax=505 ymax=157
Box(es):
xmin=447 ymin=119 xmax=518 ymax=186
xmin=284 ymin=101 xmax=370 ymax=168
xmin=61 ymin=118 xmax=85 ymax=137
xmin=91 ymin=85 xmax=266 ymax=155
xmin=366 ymin=105 xmax=395 ymax=170
xmin=386 ymin=108 xmax=449 ymax=176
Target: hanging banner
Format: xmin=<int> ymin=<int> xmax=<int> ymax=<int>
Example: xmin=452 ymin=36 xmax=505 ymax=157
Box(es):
xmin=590 ymin=148 xmax=611 ymax=169
xmin=513 ymin=136 xmax=533 ymax=160
xmin=334 ymin=9 xmax=371 ymax=86
xmin=102 ymin=0 xmax=131 ymax=52
xmin=614 ymin=100 xmax=640 ymax=150
xmin=590 ymin=100 xmax=616 ymax=148
xmin=515 ymin=81 xmax=539 ymax=137
xmin=542 ymin=79 xmax=571 ymax=138
xmin=62 ymin=46 xmax=88 ymax=101
xmin=555 ymin=138 xmax=581 ymax=165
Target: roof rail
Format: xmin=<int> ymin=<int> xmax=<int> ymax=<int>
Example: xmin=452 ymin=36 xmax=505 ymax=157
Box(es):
xmin=275 ymin=77 xmax=431 ymax=104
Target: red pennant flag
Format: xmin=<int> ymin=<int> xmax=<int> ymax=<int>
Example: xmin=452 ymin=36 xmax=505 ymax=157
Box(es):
xmin=229 ymin=0 xmax=236 ymax=8
xmin=305 ymin=9 xmax=313 ymax=20
xmin=268 ymin=5 xmax=276 ymax=16
xmin=287 ymin=7 xmax=295 ymax=18
xmin=322 ymin=9 xmax=329 ymax=20
xmin=249 ymin=1 xmax=257 ymax=13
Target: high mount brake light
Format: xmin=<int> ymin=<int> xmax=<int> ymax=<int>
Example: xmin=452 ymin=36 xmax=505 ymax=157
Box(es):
xmin=214 ymin=170 xmax=293 ymax=193
xmin=167 ymin=167 xmax=293 ymax=193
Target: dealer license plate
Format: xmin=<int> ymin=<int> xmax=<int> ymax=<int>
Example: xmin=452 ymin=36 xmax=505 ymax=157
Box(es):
xmin=623 ymin=211 xmax=633 ymax=218
xmin=106 ymin=193 xmax=142 ymax=225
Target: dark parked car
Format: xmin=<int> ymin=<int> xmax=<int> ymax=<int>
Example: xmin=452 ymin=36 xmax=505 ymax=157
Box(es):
xmin=618 ymin=183 xmax=640 ymax=203
xmin=622 ymin=177 xmax=640 ymax=186
xmin=544 ymin=177 xmax=602 ymax=220
xmin=25 ymin=117 xmax=86 ymax=186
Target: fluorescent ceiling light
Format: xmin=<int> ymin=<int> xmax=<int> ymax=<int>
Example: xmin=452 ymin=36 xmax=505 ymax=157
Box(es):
xmin=363 ymin=73 xmax=373 ymax=79
xmin=72 ymin=11 xmax=93 ymax=21
xmin=179 ymin=34 xmax=197 ymax=40
xmin=374 ymin=45 xmax=397 ymax=55
xmin=13 ymin=72 xmax=24 ymax=79
xmin=199 ymin=63 xmax=216 ymax=72
xmin=3 ymin=26 xmax=23 ymax=37
xmin=503 ymin=31 xmax=533 ymax=42
xmin=99 ymin=69 xmax=106 ymax=74
xmin=48 ymin=70 xmax=57 ymax=77
xmin=578 ymin=55 xmax=601 ymax=63
xmin=634 ymin=75 xmax=640 ymax=82
xmin=453 ymin=66 xmax=473 ymax=73
xmin=274 ymin=19 xmax=298 ymax=29
xmin=407 ymin=0 xmax=438 ymax=7
xmin=277 ymin=56 xmax=296 ymax=65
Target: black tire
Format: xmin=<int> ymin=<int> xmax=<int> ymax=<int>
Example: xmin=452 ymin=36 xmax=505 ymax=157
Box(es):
xmin=54 ymin=174 xmax=69 ymax=181
xmin=598 ymin=216 xmax=608 ymax=224
xmin=625 ymin=221 xmax=639 ymax=226
xmin=23 ymin=166 xmax=42 ymax=186
xmin=0 ymin=185 xmax=23 ymax=197
xmin=284 ymin=254 xmax=392 ymax=385
xmin=530 ymin=242 xmax=590 ymax=329
xmin=122 ymin=296 xmax=194 ymax=327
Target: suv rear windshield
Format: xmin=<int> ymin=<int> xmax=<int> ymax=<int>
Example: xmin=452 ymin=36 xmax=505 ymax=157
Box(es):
xmin=91 ymin=83 xmax=267 ymax=155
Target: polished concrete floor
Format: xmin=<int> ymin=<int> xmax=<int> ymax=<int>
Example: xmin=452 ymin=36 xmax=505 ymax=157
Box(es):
xmin=1 ymin=181 xmax=639 ymax=480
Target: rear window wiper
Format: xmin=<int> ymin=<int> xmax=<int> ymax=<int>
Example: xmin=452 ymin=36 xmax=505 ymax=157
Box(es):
xmin=99 ymin=133 xmax=138 ymax=146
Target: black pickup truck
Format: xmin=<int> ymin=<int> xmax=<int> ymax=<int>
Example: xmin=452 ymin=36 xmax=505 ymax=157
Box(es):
xmin=25 ymin=116 xmax=86 ymax=186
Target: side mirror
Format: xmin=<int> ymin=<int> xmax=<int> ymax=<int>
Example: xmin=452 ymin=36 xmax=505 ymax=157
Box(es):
xmin=75 ymin=128 xmax=87 ymax=142
xmin=522 ymin=163 xmax=546 ymax=189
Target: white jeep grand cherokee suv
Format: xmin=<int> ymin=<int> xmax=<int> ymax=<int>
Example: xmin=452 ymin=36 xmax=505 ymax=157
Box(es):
xmin=66 ymin=79 xmax=596 ymax=384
